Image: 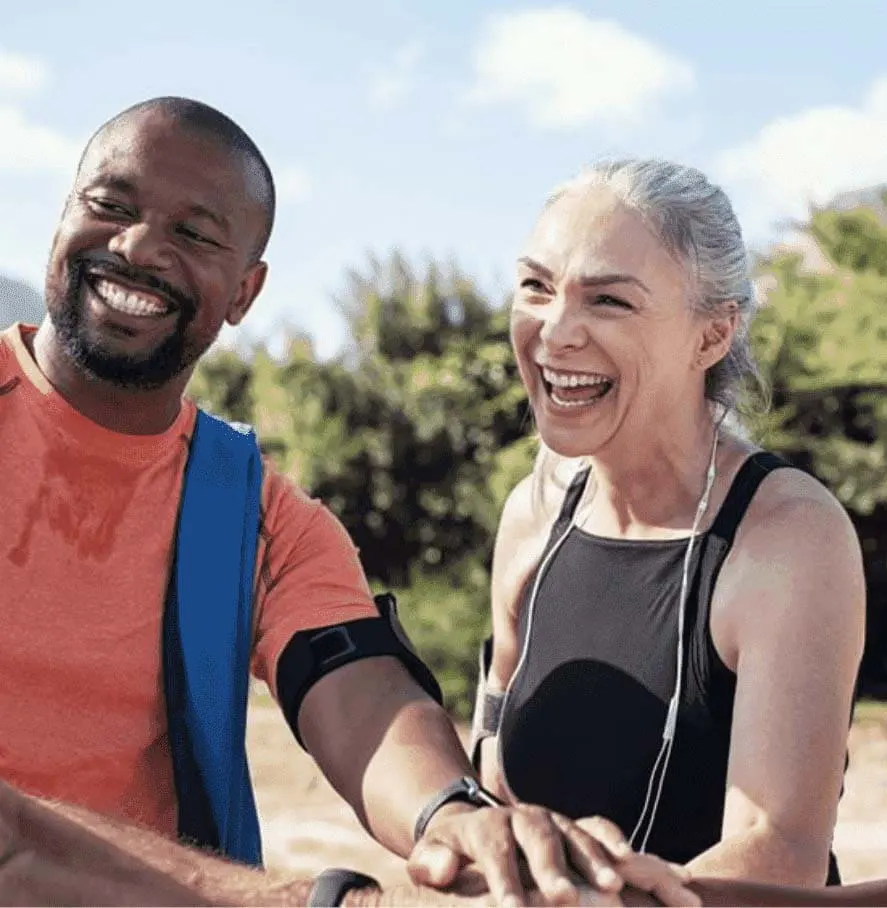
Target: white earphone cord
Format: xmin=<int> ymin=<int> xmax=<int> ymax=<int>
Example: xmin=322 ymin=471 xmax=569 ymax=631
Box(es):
xmin=629 ymin=426 xmax=720 ymax=852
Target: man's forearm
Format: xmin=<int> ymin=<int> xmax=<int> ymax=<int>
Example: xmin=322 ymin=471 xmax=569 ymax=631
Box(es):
xmin=0 ymin=781 xmax=493 ymax=907
xmin=0 ymin=780 xmax=308 ymax=906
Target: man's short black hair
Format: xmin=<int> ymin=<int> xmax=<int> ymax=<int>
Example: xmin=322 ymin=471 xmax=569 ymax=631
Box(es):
xmin=79 ymin=96 xmax=276 ymax=262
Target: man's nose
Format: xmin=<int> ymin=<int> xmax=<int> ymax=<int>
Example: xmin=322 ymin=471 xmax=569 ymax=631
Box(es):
xmin=107 ymin=222 xmax=173 ymax=271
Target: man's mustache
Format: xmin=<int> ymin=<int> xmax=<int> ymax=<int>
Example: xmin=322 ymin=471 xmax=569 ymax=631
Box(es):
xmin=74 ymin=253 xmax=196 ymax=317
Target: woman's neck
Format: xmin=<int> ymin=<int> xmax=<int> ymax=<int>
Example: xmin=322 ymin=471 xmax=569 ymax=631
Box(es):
xmin=578 ymin=406 xmax=731 ymax=540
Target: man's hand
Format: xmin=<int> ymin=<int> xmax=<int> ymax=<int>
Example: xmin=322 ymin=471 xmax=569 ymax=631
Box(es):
xmin=406 ymin=805 xmax=699 ymax=907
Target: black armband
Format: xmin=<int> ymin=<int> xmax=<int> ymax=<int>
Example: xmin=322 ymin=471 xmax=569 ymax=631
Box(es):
xmin=277 ymin=592 xmax=443 ymax=749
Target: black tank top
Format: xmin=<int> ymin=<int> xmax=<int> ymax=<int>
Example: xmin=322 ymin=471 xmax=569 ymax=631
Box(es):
xmin=498 ymin=452 xmax=842 ymax=883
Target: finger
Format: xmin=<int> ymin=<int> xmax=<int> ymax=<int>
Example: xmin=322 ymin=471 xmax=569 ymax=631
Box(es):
xmin=407 ymin=839 xmax=463 ymax=889
xmin=552 ymin=814 xmax=623 ymax=893
xmin=668 ymin=861 xmax=693 ymax=882
xmin=451 ymin=863 xmax=492 ymax=899
xmin=575 ymin=887 xmax=626 ymax=908
xmin=471 ymin=817 xmax=530 ymax=908
xmin=511 ymin=808 xmax=579 ymax=905
xmin=575 ymin=816 xmax=632 ymax=859
xmin=618 ymin=854 xmax=701 ymax=908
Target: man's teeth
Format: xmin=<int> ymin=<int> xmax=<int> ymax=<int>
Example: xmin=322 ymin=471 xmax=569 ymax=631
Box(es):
xmin=542 ymin=367 xmax=612 ymax=388
xmin=92 ymin=278 xmax=170 ymax=317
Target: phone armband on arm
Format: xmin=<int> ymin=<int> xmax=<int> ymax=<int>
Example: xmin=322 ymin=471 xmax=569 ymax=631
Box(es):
xmin=277 ymin=592 xmax=443 ymax=749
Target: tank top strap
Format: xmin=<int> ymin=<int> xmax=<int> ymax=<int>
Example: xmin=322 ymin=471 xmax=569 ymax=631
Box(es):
xmin=551 ymin=466 xmax=591 ymax=537
xmin=708 ymin=451 xmax=793 ymax=547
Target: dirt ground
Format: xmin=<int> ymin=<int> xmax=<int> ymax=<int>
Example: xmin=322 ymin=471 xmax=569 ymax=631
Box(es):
xmin=246 ymin=689 xmax=887 ymax=888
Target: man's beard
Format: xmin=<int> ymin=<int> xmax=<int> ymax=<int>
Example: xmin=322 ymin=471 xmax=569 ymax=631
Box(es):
xmin=48 ymin=255 xmax=202 ymax=391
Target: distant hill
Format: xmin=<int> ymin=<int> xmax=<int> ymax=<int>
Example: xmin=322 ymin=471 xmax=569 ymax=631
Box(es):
xmin=828 ymin=184 xmax=887 ymax=219
xmin=0 ymin=275 xmax=44 ymax=326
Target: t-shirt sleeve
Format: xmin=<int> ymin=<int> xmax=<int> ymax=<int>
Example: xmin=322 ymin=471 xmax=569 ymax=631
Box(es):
xmin=250 ymin=470 xmax=379 ymax=698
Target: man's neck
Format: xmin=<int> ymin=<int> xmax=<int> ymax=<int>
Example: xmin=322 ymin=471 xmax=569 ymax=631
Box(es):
xmin=30 ymin=321 xmax=187 ymax=435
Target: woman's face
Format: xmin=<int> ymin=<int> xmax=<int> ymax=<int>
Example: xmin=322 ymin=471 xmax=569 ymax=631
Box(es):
xmin=511 ymin=187 xmax=709 ymax=459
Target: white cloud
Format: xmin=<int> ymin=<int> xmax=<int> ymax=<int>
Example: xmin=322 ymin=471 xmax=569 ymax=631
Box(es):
xmin=464 ymin=8 xmax=694 ymax=130
xmin=368 ymin=40 xmax=424 ymax=110
xmin=716 ymin=75 xmax=887 ymax=229
xmin=277 ymin=164 xmax=313 ymax=203
xmin=0 ymin=105 xmax=80 ymax=174
xmin=0 ymin=49 xmax=49 ymax=94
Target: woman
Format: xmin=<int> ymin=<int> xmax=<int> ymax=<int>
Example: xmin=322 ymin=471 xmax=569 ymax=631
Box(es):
xmin=470 ymin=159 xmax=866 ymax=888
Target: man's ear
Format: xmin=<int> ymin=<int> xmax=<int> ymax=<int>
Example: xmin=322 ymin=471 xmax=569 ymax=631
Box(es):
xmin=696 ymin=302 xmax=739 ymax=371
xmin=226 ymin=261 xmax=268 ymax=327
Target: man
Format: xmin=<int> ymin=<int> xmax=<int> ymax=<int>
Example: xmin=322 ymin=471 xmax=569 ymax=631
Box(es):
xmin=0 ymin=97 xmax=694 ymax=907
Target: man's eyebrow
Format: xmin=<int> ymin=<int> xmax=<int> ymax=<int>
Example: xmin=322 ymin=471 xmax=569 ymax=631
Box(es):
xmin=185 ymin=203 xmax=231 ymax=237
xmin=517 ymin=256 xmax=650 ymax=293
xmin=81 ymin=176 xmax=137 ymax=195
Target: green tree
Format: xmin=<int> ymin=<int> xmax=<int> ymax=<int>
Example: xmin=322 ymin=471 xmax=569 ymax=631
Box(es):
xmin=751 ymin=201 xmax=887 ymax=694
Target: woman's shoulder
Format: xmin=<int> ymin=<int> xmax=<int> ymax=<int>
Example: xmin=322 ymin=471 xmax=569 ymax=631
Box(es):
xmin=712 ymin=439 xmax=866 ymax=668
xmin=718 ymin=441 xmax=863 ymax=601
xmin=736 ymin=445 xmax=855 ymax=540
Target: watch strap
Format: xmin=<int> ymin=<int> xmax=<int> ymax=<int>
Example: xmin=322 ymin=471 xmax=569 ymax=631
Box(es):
xmin=413 ymin=775 xmax=504 ymax=843
xmin=307 ymin=868 xmax=381 ymax=907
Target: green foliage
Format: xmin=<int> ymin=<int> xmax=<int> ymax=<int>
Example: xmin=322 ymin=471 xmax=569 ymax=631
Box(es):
xmin=390 ymin=561 xmax=492 ymax=720
xmin=751 ymin=206 xmax=887 ymax=516
xmin=259 ymin=258 xmax=533 ymax=586
xmin=187 ymin=348 xmax=254 ymax=426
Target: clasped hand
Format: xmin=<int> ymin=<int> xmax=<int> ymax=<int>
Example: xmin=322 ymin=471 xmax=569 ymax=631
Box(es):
xmin=408 ymin=804 xmax=700 ymax=907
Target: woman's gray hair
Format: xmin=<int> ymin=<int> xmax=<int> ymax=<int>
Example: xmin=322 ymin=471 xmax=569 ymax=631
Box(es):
xmin=530 ymin=158 xmax=766 ymax=512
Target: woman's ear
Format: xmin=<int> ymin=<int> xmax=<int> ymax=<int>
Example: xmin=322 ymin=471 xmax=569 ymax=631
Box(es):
xmin=696 ymin=302 xmax=739 ymax=370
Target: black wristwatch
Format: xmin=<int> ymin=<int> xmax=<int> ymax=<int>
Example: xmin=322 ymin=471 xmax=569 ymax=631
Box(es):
xmin=413 ymin=774 xmax=505 ymax=843
xmin=307 ymin=868 xmax=381 ymax=907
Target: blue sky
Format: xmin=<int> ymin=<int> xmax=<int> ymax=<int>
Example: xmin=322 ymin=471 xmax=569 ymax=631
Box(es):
xmin=1 ymin=1 xmax=885 ymax=357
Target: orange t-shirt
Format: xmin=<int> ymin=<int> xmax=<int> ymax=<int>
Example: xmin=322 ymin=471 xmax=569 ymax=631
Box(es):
xmin=0 ymin=323 xmax=378 ymax=836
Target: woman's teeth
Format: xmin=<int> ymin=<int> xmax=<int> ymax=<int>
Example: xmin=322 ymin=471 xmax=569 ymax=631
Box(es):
xmin=541 ymin=367 xmax=615 ymax=408
xmin=542 ymin=367 xmax=611 ymax=388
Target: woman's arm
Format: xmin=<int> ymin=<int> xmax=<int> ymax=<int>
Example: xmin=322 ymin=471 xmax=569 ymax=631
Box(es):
xmin=622 ymin=876 xmax=887 ymax=907
xmin=687 ymin=469 xmax=865 ymax=885
xmin=478 ymin=474 xmax=554 ymax=796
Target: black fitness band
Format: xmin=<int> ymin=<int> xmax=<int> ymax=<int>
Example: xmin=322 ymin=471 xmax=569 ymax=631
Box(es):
xmin=307 ymin=868 xmax=381 ymax=907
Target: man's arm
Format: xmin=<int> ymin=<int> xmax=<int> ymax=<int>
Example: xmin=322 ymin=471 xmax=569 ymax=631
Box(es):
xmin=0 ymin=779 xmax=498 ymax=907
xmin=256 ymin=483 xmax=697 ymax=906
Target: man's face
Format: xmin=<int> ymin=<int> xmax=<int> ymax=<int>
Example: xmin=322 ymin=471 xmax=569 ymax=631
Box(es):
xmin=44 ymin=109 xmax=268 ymax=390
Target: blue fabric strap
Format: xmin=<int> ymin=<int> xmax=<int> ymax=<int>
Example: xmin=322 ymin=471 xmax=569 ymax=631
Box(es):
xmin=163 ymin=408 xmax=264 ymax=866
